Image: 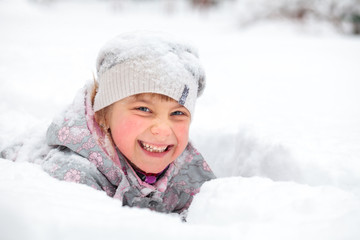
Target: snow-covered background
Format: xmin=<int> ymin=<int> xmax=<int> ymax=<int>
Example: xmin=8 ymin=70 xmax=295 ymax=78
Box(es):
xmin=1 ymin=0 xmax=360 ymax=239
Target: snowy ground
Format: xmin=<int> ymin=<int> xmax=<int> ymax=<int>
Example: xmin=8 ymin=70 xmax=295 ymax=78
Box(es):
xmin=1 ymin=0 xmax=360 ymax=239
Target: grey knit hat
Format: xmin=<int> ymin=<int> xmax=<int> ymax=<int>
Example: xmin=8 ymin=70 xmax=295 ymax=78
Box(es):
xmin=93 ymin=31 xmax=205 ymax=116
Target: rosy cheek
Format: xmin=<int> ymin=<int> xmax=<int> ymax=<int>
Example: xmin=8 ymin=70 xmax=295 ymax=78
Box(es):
xmin=111 ymin=117 xmax=143 ymax=149
xmin=174 ymin=123 xmax=190 ymax=150
xmin=119 ymin=118 xmax=141 ymax=135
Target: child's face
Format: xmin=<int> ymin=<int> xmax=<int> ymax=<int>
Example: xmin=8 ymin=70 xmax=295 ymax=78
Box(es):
xmin=107 ymin=93 xmax=191 ymax=174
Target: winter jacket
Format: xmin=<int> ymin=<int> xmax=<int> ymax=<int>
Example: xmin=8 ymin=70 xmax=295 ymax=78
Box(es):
xmin=40 ymin=83 xmax=215 ymax=214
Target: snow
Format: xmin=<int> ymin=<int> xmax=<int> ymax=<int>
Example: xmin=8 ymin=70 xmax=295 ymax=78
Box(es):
xmin=1 ymin=0 xmax=360 ymax=239
xmin=0 ymin=160 xmax=222 ymax=240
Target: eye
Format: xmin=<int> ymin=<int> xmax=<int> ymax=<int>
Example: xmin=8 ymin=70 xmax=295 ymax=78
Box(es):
xmin=171 ymin=111 xmax=185 ymax=116
xmin=136 ymin=107 xmax=151 ymax=113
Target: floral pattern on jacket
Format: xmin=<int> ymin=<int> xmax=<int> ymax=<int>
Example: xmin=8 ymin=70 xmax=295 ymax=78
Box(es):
xmin=43 ymin=83 xmax=216 ymax=214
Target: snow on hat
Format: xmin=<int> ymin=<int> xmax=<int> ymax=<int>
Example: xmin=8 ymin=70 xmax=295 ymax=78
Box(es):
xmin=93 ymin=31 xmax=205 ymax=116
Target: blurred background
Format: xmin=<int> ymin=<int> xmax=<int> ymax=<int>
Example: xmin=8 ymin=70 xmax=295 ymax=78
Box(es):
xmin=25 ymin=0 xmax=360 ymax=34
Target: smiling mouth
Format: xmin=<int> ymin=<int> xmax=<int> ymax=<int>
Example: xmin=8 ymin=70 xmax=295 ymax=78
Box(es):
xmin=139 ymin=141 xmax=173 ymax=153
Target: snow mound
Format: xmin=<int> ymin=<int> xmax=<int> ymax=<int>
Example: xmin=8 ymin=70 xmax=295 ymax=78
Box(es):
xmin=0 ymin=160 xmax=223 ymax=240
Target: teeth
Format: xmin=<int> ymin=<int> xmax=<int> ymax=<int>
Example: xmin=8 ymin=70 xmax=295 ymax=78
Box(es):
xmin=141 ymin=142 xmax=168 ymax=153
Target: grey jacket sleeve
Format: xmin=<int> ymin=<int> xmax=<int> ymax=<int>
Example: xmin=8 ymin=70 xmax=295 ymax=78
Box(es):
xmin=41 ymin=147 xmax=115 ymax=193
xmin=0 ymin=143 xmax=23 ymax=162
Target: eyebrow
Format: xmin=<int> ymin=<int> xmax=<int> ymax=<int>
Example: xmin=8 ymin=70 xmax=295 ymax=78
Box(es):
xmin=125 ymin=94 xmax=149 ymax=102
xmin=129 ymin=98 xmax=153 ymax=105
xmin=128 ymin=95 xmax=187 ymax=110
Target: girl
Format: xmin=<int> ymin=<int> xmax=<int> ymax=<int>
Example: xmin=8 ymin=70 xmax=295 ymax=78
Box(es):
xmin=2 ymin=32 xmax=216 ymax=214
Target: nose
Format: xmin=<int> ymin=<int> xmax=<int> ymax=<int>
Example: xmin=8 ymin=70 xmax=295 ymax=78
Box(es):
xmin=150 ymin=120 xmax=172 ymax=139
